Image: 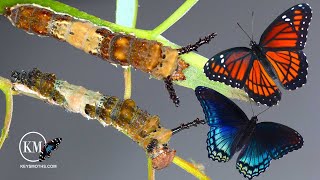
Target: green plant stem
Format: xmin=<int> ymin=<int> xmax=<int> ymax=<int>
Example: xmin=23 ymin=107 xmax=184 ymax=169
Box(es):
xmin=151 ymin=0 xmax=198 ymax=37
xmin=147 ymin=155 xmax=155 ymax=180
xmin=0 ymin=77 xmax=13 ymax=149
xmin=0 ymin=0 xmax=248 ymax=102
xmin=116 ymin=0 xmax=138 ymax=28
xmin=116 ymin=0 xmax=138 ymax=100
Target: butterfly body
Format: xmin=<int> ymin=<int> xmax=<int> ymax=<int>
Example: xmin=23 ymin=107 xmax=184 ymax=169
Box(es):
xmin=195 ymin=86 xmax=303 ymax=179
xmin=235 ymin=117 xmax=258 ymax=152
xmin=249 ymin=42 xmax=276 ymax=78
xmin=204 ymin=3 xmax=312 ymax=106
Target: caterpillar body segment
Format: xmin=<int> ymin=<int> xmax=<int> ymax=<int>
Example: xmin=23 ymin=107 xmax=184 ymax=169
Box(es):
xmin=11 ymin=68 xmax=175 ymax=170
xmin=4 ymin=4 xmax=189 ymax=80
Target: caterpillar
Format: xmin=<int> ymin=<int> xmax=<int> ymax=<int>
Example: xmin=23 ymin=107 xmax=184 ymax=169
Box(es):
xmin=4 ymin=4 xmax=216 ymax=82
xmin=11 ymin=68 xmax=206 ymax=170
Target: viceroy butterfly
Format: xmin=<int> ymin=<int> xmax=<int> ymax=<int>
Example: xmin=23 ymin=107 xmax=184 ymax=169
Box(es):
xmin=204 ymin=3 xmax=312 ymax=106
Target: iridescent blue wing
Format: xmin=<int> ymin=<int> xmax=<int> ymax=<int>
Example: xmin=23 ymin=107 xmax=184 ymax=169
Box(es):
xmin=195 ymin=86 xmax=249 ymax=162
xmin=236 ymin=134 xmax=272 ymax=179
xmin=236 ymin=122 xmax=303 ymax=179
xmin=195 ymin=86 xmax=249 ymax=126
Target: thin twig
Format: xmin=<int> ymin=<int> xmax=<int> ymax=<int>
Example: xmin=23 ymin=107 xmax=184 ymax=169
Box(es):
xmin=173 ymin=155 xmax=211 ymax=180
xmin=147 ymin=155 xmax=155 ymax=180
xmin=151 ymin=0 xmax=199 ymax=37
xmin=116 ymin=0 xmax=138 ymax=100
xmin=0 ymin=77 xmax=13 ymax=149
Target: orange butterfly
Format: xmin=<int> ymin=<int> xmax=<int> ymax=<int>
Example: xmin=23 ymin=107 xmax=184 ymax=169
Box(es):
xmin=204 ymin=3 xmax=312 ymax=106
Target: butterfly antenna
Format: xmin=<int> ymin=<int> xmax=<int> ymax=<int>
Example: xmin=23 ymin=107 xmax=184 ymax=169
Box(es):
xmin=237 ymin=22 xmax=253 ymax=42
xmin=171 ymin=118 xmax=206 ymax=135
xmin=251 ymin=11 xmax=255 ymax=40
xmin=256 ymin=107 xmax=271 ymax=117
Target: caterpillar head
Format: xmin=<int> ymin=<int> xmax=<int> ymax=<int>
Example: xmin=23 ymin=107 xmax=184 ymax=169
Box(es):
xmin=149 ymin=143 xmax=176 ymax=170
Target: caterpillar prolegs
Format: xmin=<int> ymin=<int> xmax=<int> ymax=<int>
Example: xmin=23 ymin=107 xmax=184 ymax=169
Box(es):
xmin=4 ymin=4 xmax=216 ymax=106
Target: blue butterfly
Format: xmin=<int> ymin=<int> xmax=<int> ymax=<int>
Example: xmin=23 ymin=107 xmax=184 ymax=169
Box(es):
xmin=39 ymin=137 xmax=62 ymax=162
xmin=195 ymin=86 xmax=303 ymax=179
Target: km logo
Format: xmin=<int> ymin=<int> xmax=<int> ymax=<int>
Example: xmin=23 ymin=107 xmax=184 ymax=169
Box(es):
xmin=19 ymin=132 xmax=47 ymax=162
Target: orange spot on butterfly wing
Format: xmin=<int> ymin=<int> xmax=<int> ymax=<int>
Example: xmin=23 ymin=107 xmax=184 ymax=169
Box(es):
xmin=294 ymin=10 xmax=302 ymax=15
xmin=294 ymin=21 xmax=300 ymax=26
xmin=213 ymin=64 xmax=220 ymax=72
xmin=294 ymin=15 xmax=303 ymax=20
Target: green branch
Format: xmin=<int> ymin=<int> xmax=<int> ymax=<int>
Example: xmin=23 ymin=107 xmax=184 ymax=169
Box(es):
xmin=0 ymin=0 xmax=248 ymax=101
xmin=116 ymin=0 xmax=138 ymax=100
xmin=0 ymin=77 xmax=13 ymax=149
xmin=151 ymin=0 xmax=198 ymax=37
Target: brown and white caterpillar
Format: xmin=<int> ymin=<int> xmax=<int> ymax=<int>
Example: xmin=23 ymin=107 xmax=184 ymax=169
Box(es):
xmin=4 ymin=4 xmax=216 ymax=82
xmin=11 ymin=68 xmax=206 ymax=170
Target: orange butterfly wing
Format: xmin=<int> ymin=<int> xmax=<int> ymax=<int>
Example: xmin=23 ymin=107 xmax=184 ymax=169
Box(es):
xmin=245 ymin=60 xmax=281 ymax=106
xmin=204 ymin=47 xmax=254 ymax=89
xmin=259 ymin=3 xmax=312 ymax=50
xmin=204 ymin=48 xmax=282 ymax=106
xmin=265 ymin=50 xmax=307 ymax=90
xmin=259 ymin=3 xmax=311 ymax=90
xmin=204 ymin=4 xmax=311 ymax=106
